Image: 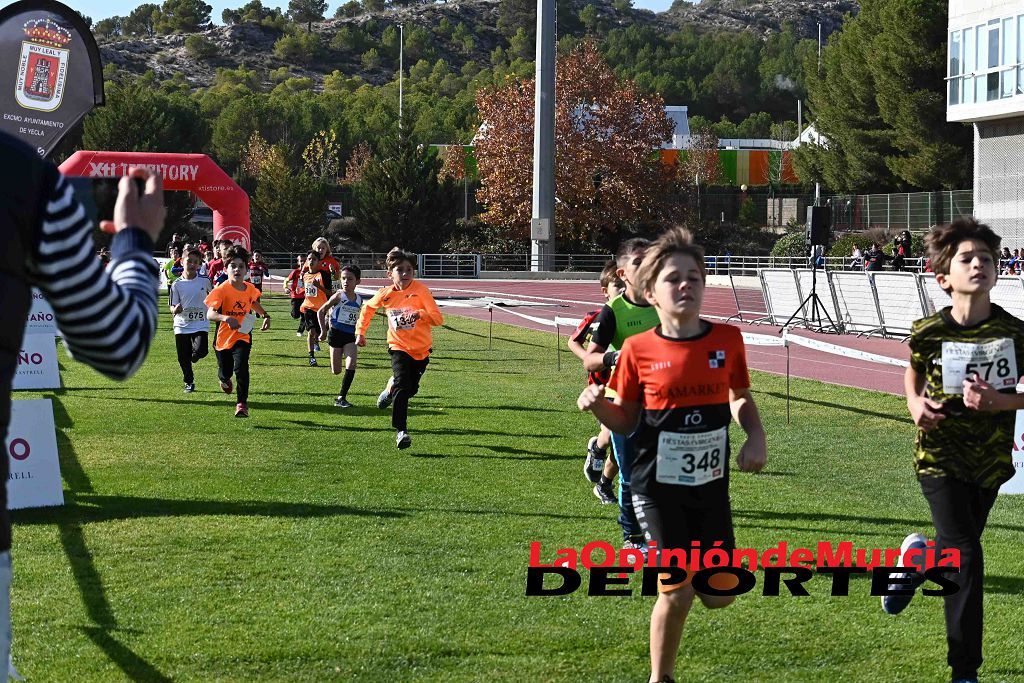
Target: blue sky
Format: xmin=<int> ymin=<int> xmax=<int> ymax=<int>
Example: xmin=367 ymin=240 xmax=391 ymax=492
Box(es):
xmin=2 ymin=0 xmax=688 ymax=23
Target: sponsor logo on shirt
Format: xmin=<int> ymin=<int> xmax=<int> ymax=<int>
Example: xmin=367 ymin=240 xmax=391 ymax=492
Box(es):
xmin=708 ymin=350 xmax=726 ymax=369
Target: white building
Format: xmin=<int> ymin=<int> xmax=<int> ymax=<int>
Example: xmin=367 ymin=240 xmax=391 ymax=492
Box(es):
xmin=948 ymin=0 xmax=1024 ymax=242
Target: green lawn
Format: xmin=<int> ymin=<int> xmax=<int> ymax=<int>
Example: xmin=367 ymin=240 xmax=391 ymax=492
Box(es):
xmin=10 ymin=293 xmax=1024 ymax=682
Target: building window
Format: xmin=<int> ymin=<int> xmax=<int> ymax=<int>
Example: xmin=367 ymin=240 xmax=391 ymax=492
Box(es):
xmin=965 ymin=25 xmax=976 ymax=73
xmin=989 ymin=20 xmax=1000 ymax=69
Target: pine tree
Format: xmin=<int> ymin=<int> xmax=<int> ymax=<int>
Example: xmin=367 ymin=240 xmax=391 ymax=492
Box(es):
xmin=288 ymin=0 xmax=327 ymax=32
xmin=352 ymin=122 xmax=458 ymax=252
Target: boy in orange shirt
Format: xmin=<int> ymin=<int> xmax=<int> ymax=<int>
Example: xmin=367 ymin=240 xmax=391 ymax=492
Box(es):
xmin=355 ymin=247 xmax=443 ymax=449
xmin=205 ymin=245 xmax=271 ymax=417
xmin=300 ymin=251 xmax=332 ymax=366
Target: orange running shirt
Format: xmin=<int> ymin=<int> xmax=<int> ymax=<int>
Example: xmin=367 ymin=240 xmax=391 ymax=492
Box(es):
xmin=301 ymin=271 xmax=329 ymax=312
xmin=205 ymin=281 xmax=262 ymax=351
xmin=356 ymin=279 xmax=443 ymax=360
xmin=608 ymin=322 xmax=750 ymax=500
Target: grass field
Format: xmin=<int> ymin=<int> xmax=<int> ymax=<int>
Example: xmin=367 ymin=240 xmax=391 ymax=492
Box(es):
xmin=9 ymin=292 xmax=1024 ymax=682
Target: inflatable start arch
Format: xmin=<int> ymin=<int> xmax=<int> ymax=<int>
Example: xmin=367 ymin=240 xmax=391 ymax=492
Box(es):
xmin=59 ymin=151 xmax=251 ymax=248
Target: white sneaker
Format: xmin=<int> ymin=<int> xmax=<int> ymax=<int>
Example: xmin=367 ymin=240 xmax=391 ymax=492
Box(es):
xmin=584 ymin=436 xmax=605 ymax=484
xmin=881 ymin=532 xmax=928 ymax=615
xmin=396 ymin=430 xmax=412 ymax=449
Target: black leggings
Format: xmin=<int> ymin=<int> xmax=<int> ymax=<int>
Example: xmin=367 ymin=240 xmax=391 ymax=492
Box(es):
xmin=217 ymin=341 xmax=252 ymax=404
xmin=174 ymin=332 xmax=209 ymax=384
xmin=291 ymin=298 xmax=305 ymax=332
xmin=389 ymin=350 xmax=429 ymax=431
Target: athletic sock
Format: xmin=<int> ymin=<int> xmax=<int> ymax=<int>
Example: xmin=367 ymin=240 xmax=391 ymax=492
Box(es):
xmin=599 ymin=475 xmax=613 ymax=487
xmin=340 ymin=368 xmax=355 ymax=399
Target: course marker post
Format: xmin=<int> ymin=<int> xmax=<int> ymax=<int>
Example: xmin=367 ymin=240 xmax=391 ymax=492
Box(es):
xmin=488 ymin=304 xmax=493 ymax=351
xmin=555 ymin=320 xmax=560 ymax=371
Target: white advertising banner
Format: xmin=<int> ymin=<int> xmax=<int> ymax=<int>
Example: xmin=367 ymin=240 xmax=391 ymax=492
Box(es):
xmin=26 ymin=288 xmax=56 ymax=335
xmin=5 ymin=399 xmax=64 ymax=510
xmin=12 ymin=333 xmax=61 ymax=391
xmin=1002 ymin=410 xmax=1024 ymax=494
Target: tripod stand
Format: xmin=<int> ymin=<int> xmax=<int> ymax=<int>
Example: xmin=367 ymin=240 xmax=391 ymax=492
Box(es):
xmin=782 ymin=246 xmax=841 ymax=333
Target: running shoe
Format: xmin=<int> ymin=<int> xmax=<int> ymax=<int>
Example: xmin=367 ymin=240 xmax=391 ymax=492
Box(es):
xmin=235 ymin=402 xmax=249 ymax=418
xmin=593 ymin=481 xmax=616 ymax=505
xmin=622 ymin=537 xmax=649 ymax=561
xmin=881 ymin=532 xmax=929 ymax=615
xmin=584 ymin=436 xmax=606 ymax=484
xmin=334 ymin=396 xmax=352 ymax=408
xmin=183 ymin=383 xmax=195 ymax=393
xmin=219 ymin=378 xmax=232 ymax=394
xmin=314 ymin=343 xmax=321 ymax=352
xmin=309 ymin=356 xmax=317 ymax=367
xmin=396 ymin=430 xmax=412 ymax=449
xmin=296 ymin=331 xmax=303 ymax=337
xmin=377 ymin=387 xmax=394 ymax=410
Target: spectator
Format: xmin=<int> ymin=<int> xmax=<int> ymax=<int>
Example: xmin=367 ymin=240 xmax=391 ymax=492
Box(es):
xmin=892 ymin=231 xmax=912 ymax=272
xmin=1000 ymin=247 xmax=1012 ymax=274
xmin=850 ymin=245 xmax=863 ymax=270
xmin=864 ymin=242 xmax=889 ymax=271
xmin=0 ymin=131 xmax=164 ymax=674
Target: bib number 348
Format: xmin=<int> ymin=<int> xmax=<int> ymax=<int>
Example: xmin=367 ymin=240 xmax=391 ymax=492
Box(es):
xmin=656 ymin=428 xmax=727 ymax=486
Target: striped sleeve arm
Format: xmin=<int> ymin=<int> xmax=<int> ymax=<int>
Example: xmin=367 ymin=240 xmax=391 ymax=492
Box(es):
xmin=25 ymin=174 xmax=159 ymax=381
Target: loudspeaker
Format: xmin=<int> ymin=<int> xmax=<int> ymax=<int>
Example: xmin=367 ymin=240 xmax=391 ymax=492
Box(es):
xmin=806 ymin=206 xmax=831 ymax=246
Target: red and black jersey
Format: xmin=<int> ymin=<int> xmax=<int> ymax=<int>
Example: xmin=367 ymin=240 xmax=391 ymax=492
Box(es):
xmin=608 ymin=322 xmax=750 ymax=503
xmin=572 ymin=309 xmax=610 ymax=385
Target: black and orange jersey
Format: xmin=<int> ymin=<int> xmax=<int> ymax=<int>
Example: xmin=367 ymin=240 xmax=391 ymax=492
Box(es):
xmin=572 ymin=309 xmax=609 ymax=385
xmin=608 ymin=321 xmax=750 ymax=502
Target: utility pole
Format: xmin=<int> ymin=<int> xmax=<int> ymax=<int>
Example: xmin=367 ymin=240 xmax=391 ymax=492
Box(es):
xmin=531 ymin=0 xmax=555 ymax=272
xmin=398 ymin=23 xmax=404 ymax=126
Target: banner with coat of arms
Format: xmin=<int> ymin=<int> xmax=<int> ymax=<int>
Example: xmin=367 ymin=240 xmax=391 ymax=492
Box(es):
xmin=0 ymin=0 xmax=103 ymax=158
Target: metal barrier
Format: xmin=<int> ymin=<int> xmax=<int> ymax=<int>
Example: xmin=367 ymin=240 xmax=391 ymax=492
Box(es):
xmin=418 ymin=254 xmax=480 ymax=278
xmin=730 ymin=269 xmax=1024 ymax=339
xmin=871 ymin=272 xmax=926 ymax=337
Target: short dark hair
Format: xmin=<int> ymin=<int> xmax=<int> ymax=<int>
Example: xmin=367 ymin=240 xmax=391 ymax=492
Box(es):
xmin=926 ymin=217 xmax=1000 ymax=292
xmin=386 ymin=247 xmax=416 ymax=271
xmin=615 ymin=238 xmax=650 ymax=267
xmin=341 ymin=264 xmax=362 ymax=280
xmin=226 ymin=245 xmax=249 ymax=266
xmin=306 ymin=250 xmax=321 ymax=261
xmin=185 ymin=248 xmax=202 ymax=260
xmin=599 ymin=260 xmax=623 ymax=290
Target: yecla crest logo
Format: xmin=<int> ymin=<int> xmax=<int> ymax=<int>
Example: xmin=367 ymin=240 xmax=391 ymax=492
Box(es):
xmin=16 ymin=18 xmax=71 ymax=113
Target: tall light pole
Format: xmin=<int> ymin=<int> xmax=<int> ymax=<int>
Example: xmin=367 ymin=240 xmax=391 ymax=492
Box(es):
xmin=398 ymin=23 xmax=404 ymax=126
xmin=531 ymin=0 xmax=556 ymax=271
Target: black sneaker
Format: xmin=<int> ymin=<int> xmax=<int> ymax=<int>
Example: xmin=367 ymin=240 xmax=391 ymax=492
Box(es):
xmin=308 ymin=356 xmax=317 ymax=367
xmin=183 ymin=383 xmax=195 ymax=393
xmin=334 ymin=396 xmax=352 ymax=408
xmin=584 ymin=436 xmax=606 ymax=484
xmin=593 ymin=481 xmax=616 ymax=505
xmin=396 ymin=430 xmax=412 ymax=449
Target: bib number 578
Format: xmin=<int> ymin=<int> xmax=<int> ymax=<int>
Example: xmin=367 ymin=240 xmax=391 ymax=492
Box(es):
xmin=965 ymin=358 xmax=1011 ymax=382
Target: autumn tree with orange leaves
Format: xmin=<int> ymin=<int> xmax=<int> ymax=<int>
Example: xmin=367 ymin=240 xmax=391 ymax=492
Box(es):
xmin=474 ymin=43 xmax=675 ymax=250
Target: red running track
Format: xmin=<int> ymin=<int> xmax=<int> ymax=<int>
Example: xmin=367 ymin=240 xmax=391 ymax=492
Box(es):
xmin=361 ymin=278 xmax=909 ymax=396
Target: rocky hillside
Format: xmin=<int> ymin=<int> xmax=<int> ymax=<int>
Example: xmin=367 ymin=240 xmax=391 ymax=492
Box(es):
xmin=98 ymin=0 xmax=859 ymax=90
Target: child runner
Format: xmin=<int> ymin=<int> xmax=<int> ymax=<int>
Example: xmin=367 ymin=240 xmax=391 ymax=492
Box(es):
xmin=169 ymin=248 xmax=212 ymax=393
xmin=205 ymin=245 xmax=271 ymax=417
xmin=285 ymin=254 xmax=306 ymax=337
xmin=578 ymin=227 xmax=766 ymax=683
xmin=300 ymin=251 xmax=332 ymax=366
xmin=163 ymin=245 xmax=182 ymax=294
xmin=206 ymin=240 xmax=226 ymax=284
xmin=317 ymin=264 xmax=365 ymax=407
xmin=199 ymin=248 xmax=213 ymax=278
xmin=313 ymin=237 xmax=341 ymax=291
xmin=247 ymin=250 xmax=270 ymax=293
xmin=355 ymin=247 xmax=443 ymax=449
xmin=568 ymin=260 xmax=625 ymax=504
xmin=883 ymin=217 xmax=1024 ymax=683
xmin=582 ymin=238 xmax=661 ymax=552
